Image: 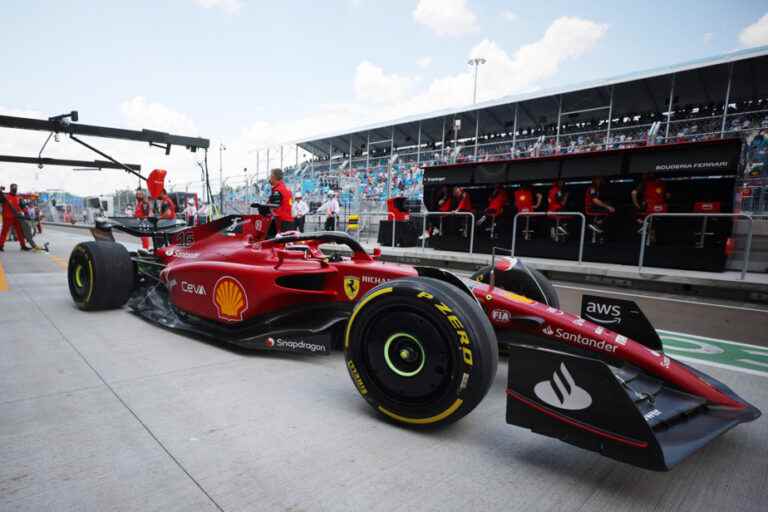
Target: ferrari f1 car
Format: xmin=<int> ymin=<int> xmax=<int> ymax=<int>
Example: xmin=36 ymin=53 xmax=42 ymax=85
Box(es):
xmin=67 ymin=205 xmax=760 ymax=471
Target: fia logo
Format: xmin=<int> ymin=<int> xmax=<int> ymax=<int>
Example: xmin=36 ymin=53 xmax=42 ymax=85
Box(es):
xmin=584 ymin=301 xmax=621 ymax=325
xmin=534 ymin=363 xmax=592 ymax=411
xmin=491 ymin=309 xmax=511 ymax=323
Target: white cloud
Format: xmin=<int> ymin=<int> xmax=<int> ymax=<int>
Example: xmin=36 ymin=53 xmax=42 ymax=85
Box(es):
xmin=417 ymin=56 xmax=432 ymax=69
xmin=353 ymin=61 xmax=417 ymax=104
xmin=413 ymin=0 xmax=478 ymax=37
xmin=120 ymin=96 xmax=199 ymax=136
xmin=1 ymin=17 xmax=609 ymax=193
xmin=501 ymin=10 xmax=518 ymax=22
xmin=703 ymin=32 xmax=713 ymax=44
xmin=194 ymin=0 xmax=242 ymax=15
xmin=739 ymin=13 xmax=768 ymax=48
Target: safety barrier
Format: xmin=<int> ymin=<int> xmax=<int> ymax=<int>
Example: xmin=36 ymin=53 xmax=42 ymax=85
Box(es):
xmin=511 ymin=212 xmax=587 ymax=263
xmin=416 ymin=211 xmax=476 ymax=255
xmin=637 ymin=213 xmax=755 ymax=279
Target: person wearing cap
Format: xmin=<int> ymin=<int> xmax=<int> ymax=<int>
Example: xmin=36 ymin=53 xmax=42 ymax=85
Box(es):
xmin=268 ymin=168 xmax=294 ymax=235
xmin=292 ymin=191 xmax=309 ymax=232
xmin=319 ymin=190 xmax=340 ymax=231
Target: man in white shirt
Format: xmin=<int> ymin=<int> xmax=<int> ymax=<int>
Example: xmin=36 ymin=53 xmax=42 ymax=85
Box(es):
xmin=292 ymin=191 xmax=309 ymax=232
xmin=319 ymin=191 xmax=340 ymax=231
xmin=182 ymin=200 xmax=197 ymax=226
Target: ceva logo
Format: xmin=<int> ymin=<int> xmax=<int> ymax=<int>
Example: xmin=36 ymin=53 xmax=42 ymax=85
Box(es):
xmin=584 ymin=301 xmax=621 ymax=325
xmin=534 ymin=363 xmax=592 ymax=411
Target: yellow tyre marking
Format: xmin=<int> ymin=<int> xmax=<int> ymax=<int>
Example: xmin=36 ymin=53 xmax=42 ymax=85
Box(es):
xmin=0 ymin=261 xmax=8 ymax=292
xmin=344 ymin=287 xmax=393 ymax=349
xmin=377 ymin=399 xmax=464 ymax=425
xmin=85 ymin=259 xmax=94 ymax=302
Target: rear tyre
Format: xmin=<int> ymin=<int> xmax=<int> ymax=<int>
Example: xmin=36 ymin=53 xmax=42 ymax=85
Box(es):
xmin=471 ymin=263 xmax=559 ymax=308
xmin=68 ymin=241 xmax=134 ymax=310
xmin=344 ymin=277 xmax=498 ymax=428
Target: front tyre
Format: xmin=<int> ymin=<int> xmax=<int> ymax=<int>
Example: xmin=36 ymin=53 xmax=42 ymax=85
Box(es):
xmin=344 ymin=277 xmax=498 ymax=428
xmin=68 ymin=241 xmax=134 ymax=310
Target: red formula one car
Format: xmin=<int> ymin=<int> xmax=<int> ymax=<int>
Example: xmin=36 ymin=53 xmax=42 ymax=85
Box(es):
xmin=67 ymin=204 xmax=760 ymax=471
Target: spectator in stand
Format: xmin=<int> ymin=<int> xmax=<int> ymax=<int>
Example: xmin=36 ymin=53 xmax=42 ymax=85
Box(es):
xmin=319 ymin=190 xmax=340 ymax=231
xmin=267 ymin=168 xmax=294 ymax=235
xmin=0 ymin=184 xmax=30 ymax=251
xmin=292 ymin=191 xmax=309 ymax=232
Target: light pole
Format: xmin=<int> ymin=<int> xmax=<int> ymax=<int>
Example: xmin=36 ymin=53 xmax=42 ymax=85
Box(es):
xmin=468 ymin=57 xmax=486 ymax=105
xmin=218 ymin=142 xmax=226 ymax=211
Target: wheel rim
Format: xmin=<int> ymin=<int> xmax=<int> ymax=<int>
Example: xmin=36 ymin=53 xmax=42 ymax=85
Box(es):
xmin=361 ymin=309 xmax=454 ymax=404
xmin=383 ymin=332 xmax=426 ymax=377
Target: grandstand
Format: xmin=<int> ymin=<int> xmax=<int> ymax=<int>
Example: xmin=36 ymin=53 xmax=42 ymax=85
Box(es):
xmin=254 ymin=45 xmax=768 ymax=215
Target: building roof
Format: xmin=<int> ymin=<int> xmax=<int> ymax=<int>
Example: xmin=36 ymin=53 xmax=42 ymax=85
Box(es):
xmin=295 ymin=45 xmax=768 ymax=156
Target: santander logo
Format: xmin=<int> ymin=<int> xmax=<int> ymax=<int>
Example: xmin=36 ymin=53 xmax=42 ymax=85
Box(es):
xmin=534 ymin=363 xmax=592 ymax=411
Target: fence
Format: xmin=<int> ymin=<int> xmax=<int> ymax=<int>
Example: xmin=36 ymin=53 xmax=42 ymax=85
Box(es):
xmin=637 ymin=213 xmax=758 ymax=279
xmin=511 ymin=212 xmax=587 ymax=263
xmin=416 ymin=211 xmax=476 ymax=254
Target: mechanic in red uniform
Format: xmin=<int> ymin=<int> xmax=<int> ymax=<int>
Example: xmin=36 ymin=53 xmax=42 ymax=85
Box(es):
xmin=547 ymin=179 xmax=569 ymax=240
xmin=268 ymin=168 xmax=294 ymax=236
xmin=134 ymin=188 xmax=151 ymax=250
xmin=452 ymin=186 xmax=473 ymax=238
xmin=422 ymin=185 xmax=453 ymax=239
xmin=585 ymin=176 xmax=615 ymax=214
xmin=547 ymin=179 xmax=568 ymax=213
xmin=453 ymin=186 xmax=473 ymax=212
xmin=158 ymin=190 xmax=177 ymax=220
xmin=477 ymin=184 xmax=509 ymax=228
xmin=0 ymin=184 xmax=31 ymax=251
xmin=632 ymin=173 xmax=669 ymax=214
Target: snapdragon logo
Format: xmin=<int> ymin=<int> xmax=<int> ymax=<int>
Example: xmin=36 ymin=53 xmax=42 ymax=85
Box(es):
xmin=275 ymin=338 xmax=327 ymax=353
xmin=534 ymin=363 xmax=592 ymax=411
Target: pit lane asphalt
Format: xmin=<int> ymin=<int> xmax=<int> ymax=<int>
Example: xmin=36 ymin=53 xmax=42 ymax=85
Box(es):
xmin=1 ymin=225 xmax=766 ymax=512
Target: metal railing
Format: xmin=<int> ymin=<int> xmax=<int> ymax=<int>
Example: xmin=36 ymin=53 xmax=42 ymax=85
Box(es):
xmin=637 ymin=213 xmax=755 ymax=279
xmin=511 ymin=212 xmax=587 ymax=263
xmin=417 ymin=211 xmax=476 ymax=254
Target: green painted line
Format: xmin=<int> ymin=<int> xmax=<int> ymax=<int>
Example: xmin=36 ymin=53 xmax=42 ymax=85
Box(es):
xmin=658 ymin=329 xmax=768 ymax=378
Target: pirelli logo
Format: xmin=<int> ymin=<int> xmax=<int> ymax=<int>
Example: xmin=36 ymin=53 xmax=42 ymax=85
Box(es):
xmin=417 ymin=291 xmax=473 ymax=366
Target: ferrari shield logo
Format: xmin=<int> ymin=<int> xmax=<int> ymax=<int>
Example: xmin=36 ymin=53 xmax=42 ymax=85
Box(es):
xmin=344 ymin=276 xmax=361 ymax=300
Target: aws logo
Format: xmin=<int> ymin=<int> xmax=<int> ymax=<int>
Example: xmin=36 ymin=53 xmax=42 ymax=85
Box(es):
xmin=213 ymin=276 xmax=248 ymax=322
xmin=584 ymin=301 xmax=621 ymax=325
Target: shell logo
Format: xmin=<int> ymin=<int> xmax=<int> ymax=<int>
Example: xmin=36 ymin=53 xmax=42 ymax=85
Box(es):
xmin=213 ymin=276 xmax=249 ymax=322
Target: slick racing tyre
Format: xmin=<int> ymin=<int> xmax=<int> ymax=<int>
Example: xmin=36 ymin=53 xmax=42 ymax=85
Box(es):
xmin=344 ymin=277 xmax=498 ymax=428
xmin=68 ymin=241 xmax=134 ymax=310
xmin=471 ymin=261 xmax=559 ymax=308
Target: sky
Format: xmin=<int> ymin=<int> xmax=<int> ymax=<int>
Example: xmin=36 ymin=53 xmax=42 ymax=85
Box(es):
xmin=2 ymin=0 xmax=768 ymax=195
